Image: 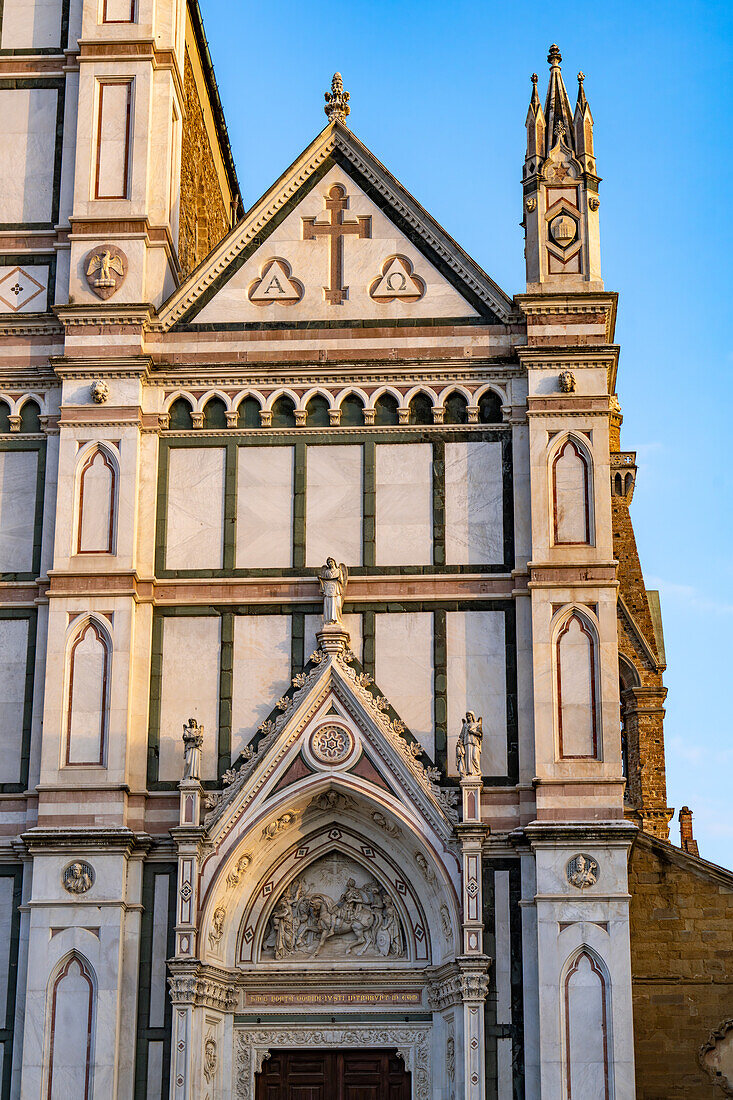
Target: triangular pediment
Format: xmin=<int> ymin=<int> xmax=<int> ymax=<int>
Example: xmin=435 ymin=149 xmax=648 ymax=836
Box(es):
xmin=157 ymin=121 xmax=515 ymax=329
xmin=203 ymin=640 xmax=458 ymax=848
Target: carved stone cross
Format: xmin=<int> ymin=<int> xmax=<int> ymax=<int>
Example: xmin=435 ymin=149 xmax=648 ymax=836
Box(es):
xmin=302 ymin=183 xmax=371 ymax=304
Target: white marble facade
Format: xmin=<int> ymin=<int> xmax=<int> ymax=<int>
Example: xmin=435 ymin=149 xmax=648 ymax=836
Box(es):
xmin=0 ymin=18 xmax=641 ymax=1100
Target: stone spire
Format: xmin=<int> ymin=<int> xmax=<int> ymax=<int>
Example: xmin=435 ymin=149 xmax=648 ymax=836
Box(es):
xmin=324 ymin=72 xmax=350 ymax=123
xmin=573 ymin=71 xmax=596 ymax=175
xmin=525 ymin=72 xmax=546 ymax=174
xmin=544 ymin=44 xmax=575 ymax=154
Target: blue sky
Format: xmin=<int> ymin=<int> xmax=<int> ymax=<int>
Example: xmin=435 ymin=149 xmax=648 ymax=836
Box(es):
xmin=201 ymin=0 xmax=732 ymax=866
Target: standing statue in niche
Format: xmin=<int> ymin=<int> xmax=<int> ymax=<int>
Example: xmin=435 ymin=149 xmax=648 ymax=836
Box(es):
xmin=319 ymin=557 xmax=348 ymax=624
xmin=456 ymin=711 xmax=483 ymax=777
xmin=182 ymin=717 xmax=204 ymax=780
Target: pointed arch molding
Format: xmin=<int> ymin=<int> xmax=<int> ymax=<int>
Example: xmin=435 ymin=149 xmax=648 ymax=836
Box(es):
xmin=75 ymin=443 xmax=118 ymax=554
xmin=65 ymin=616 xmax=111 ymax=766
xmin=550 ymin=433 xmax=593 ymax=546
xmin=234 ymin=823 xmax=431 ymax=966
xmin=561 ymin=947 xmax=611 ymax=1100
xmin=46 ymin=953 xmax=96 ymax=1100
xmin=553 ymin=607 xmax=600 ymax=759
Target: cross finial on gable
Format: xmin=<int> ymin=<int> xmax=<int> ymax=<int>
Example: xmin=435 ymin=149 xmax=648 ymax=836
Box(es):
xmin=325 ymin=72 xmax=350 ymax=123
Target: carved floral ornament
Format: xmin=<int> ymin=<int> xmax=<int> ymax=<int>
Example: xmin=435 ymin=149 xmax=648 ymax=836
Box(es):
xmin=699 ymin=1018 xmax=733 ymax=1096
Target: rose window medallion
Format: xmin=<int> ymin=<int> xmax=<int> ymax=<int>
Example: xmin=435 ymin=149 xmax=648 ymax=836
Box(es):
xmin=309 ymin=724 xmax=355 ymax=765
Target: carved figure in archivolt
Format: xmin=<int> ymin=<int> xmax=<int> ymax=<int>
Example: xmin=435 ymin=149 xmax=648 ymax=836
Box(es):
xmin=456 ymin=711 xmax=483 ymax=776
xmin=319 ymin=558 xmax=348 ymax=624
xmin=262 ymin=854 xmax=405 ymax=960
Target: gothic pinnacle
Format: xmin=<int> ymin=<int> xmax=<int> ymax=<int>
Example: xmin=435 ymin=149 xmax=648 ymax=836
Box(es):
xmin=324 ymin=72 xmax=350 ymax=123
xmin=548 ymin=43 xmax=562 ymax=67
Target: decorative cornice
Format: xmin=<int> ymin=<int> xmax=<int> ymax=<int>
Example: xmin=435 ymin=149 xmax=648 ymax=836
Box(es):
xmin=521 ymin=821 xmax=638 ymax=848
xmin=53 ymin=304 xmax=155 ymax=329
xmin=21 ymin=827 xmax=153 ymax=855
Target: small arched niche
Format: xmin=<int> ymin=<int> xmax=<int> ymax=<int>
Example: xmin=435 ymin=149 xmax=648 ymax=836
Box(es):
xmin=552 ymin=436 xmax=593 ymax=545
xmin=554 ymin=609 xmax=600 ymax=759
xmin=76 ymin=446 xmax=117 ymax=554
xmin=65 ymin=618 xmax=111 ymax=766
xmin=562 ymin=947 xmax=611 ymax=1100
xmin=46 ymin=953 xmax=96 ymax=1100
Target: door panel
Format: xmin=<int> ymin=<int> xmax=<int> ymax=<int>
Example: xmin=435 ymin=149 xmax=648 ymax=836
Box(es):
xmin=254 ymin=1048 xmax=411 ymax=1099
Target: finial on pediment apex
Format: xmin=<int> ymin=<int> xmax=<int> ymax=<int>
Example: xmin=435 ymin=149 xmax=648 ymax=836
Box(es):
xmin=547 ymin=43 xmax=562 ymax=67
xmin=325 ymin=72 xmax=350 ymax=123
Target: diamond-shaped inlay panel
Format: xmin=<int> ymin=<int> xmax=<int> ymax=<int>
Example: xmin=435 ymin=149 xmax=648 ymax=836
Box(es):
xmin=262 ymin=881 xmax=273 ymax=896
xmin=179 ymin=882 xmax=192 ymax=902
xmin=0 ymin=266 xmax=46 ymax=312
xmin=295 ymin=846 xmax=310 ymax=860
xmin=360 ymin=845 xmax=375 ymax=859
xmin=243 ymin=926 xmax=253 ymax=944
xmin=395 ymin=879 xmax=406 ymax=894
xmin=466 ymin=878 xmax=479 ymax=897
xmin=415 ymin=925 xmax=424 ymax=941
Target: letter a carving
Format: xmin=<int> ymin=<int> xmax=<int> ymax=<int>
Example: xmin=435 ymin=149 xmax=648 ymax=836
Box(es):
xmin=248 ymin=259 xmax=304 ymax=305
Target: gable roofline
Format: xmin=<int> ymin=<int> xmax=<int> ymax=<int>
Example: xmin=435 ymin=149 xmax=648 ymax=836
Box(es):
xmin=154 ymin=119 xmax=517 ymax=331
xmin=632 ymin=828 xmax=733 ymax=891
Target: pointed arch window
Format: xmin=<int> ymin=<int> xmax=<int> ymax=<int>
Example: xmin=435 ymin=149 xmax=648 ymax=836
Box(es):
xmin=77 ymin=447 xmax=117 ymax=553
xmin=46 ymin=954 xmax=95 ymax=1100
xmin=66 ymin=620 xmax=111 ymax=766
xmin=552 ymin=437 xmax=592 ymax=545
xmin=555 ymin=611 xmax=600 ymax=758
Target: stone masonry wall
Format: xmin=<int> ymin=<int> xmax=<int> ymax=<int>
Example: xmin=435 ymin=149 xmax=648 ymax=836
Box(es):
xmin=629 ymin=834 xmax=733 ymax=1098
xmin=178 ymin=49 xmax=230 ymax=278
xmin=612 ymin=407 xmax=671 ymax=838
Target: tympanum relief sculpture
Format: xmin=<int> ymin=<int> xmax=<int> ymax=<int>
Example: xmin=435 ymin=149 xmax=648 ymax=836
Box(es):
xmin=262 ymin=854 xmax=405 ymax=961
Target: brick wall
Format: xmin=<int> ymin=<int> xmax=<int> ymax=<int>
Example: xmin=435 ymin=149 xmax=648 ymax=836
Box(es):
xmin=629 ymin=833 xmax=733 ymax=1097
xmin=178 ymin=50 xmax=230 ymax=278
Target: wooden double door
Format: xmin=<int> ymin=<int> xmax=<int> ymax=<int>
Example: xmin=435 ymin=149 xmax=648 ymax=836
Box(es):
xmin=255 ymin=1048 xmax=411 ymax=1099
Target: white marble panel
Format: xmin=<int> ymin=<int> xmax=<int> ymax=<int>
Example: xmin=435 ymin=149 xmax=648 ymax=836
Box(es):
xmin=0 ymin=265 xmax=48 ymax=313
xmin=78 ymin=450 xmax=115 ymax=552
xmin=304 ymin=613 xmax=363 ymax=666
xmin=47 ymin=959 xmax=94 ymax=1099
xmin=0 ymin=450 xmax=38 ymax=573
xmin=103 ymin=0 xmax=135 ymax=20
xmin=375 ymin=612 xmax=433 ymax=755
xmin=447 ymin=611 xmax=507 ymax=775
xmin=445 ymin=441 xmax=503 ymax=564
xmin=0 ymin=0 xmax=62 ymax=48
xmin=554 ymin=442 xmax=589 ymax=543
xmin=148 ymin=872 xmax=169 ymax=1028
xmin=0 ymin=88 xmax=57 ymax=222
xmin=0 ymin=618 xmax=28 ymax=783
xmin=95 ymin=80 xmax=131 ymax=199
xmin=566 ymin=953 xmax=608 ymax=1099
xmin=495 ymin=869 xmax=513 ymax=1099
xmin=159 ymin=616 xmax=220 ymax=781
xmin=375 ymin=443 xmax=432 ymax=565
xmin=231 ymin=615 xmax=291 ymax=757
xmin=166 ymin=447 xmax=225 ymax=570
xmin=0 ymin=878 xmax=13 ymax=1013
xmin=145 ymin=1041 xmax=164 ymax=1098
xmin=557 ymin=617 xmax=596 ymax=757
xmin=67 ymin=625 xmax=107 ymax=765
xmin=236 ymin=446 xmax=293 ymax=568
xmin=305 ymin=444 xmax=363 ymax=566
